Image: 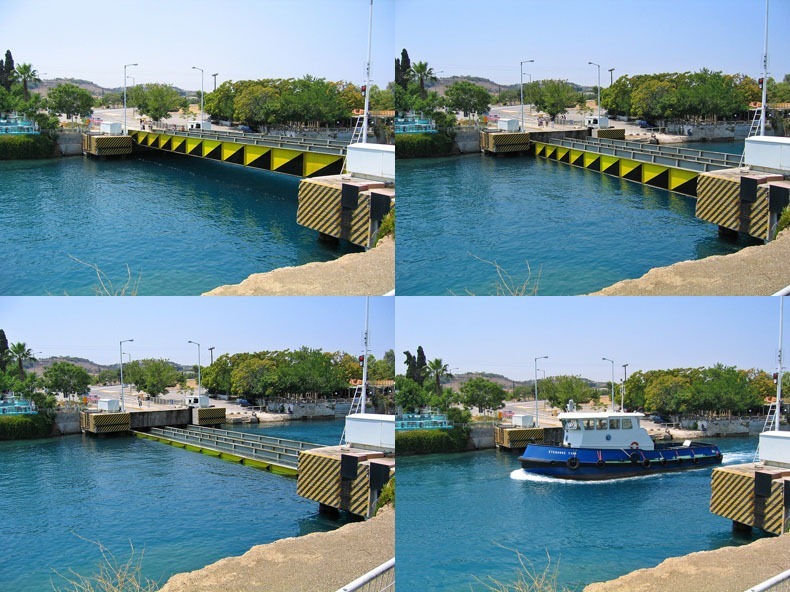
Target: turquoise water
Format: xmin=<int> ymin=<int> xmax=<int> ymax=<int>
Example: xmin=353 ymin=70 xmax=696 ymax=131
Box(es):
xmin=0 ymin=419 xmax=346 ymax=591
xmin=0 ymin=153 xmax=358 ymax=295
xmin=230 ymin=417 xmax=344 ymax=445
xmin=397 ymin=438 xmax=762 ymax=591
xmin=396 ymin=154 xmax=750 ymax=295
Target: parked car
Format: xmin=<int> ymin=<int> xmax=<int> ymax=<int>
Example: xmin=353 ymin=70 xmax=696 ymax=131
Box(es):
xmin=235 ymin=125 xmax=254 ymax=133
xmin=649 ymin=415 xmax=668 ymax=424
xmin=237 ymin=399 xmax=251 ymax=407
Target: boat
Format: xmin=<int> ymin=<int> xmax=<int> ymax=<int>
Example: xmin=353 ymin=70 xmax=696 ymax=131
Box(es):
xmin=518 ymin=410 xmax=722 ymax=480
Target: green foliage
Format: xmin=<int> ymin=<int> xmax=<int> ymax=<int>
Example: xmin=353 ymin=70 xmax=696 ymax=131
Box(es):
xmin=460 ymin=377 xmax=507 ymax=414
xmin=134 ymin=83 xmax=183 ymax=122
xmin=444 ymin=80 xmax=492 ymax=116
xmin=14 ymin=62 xmax=39 ymax=100
xmin=403 ymin=347 xmax=428 ymax=386
xmin=375 ymin=476 xmax=395 ymax=513
xmin=445 ymin=406 xmax=471 ymax=425
xmin=374 ymin=209 xmax=395 ymax=245
xmin=0 ymin=134 xmax=56 ymax=159
xmin=124 ymin=359 xmax=180 ymax=398
xmin=96 ymin=368 xmax=119 ymax=385
xmin=43 ymin=362 xmax=91 ymax=400
xmin=431 ymin=387 xmax=458 ymax=413
xmin=395 ymin=426 xmax=468 ymax=455
xmin=47 ymin=83 xmax=94 ymax=120
xmin=538 ymin=375 xmax=597 ymax=410
xmin=394 ymin=375 xmax=428 ymax=412
xmin=777 ymin=205 xmax=790 ymax=235
xmin=0 ymin=414 xmax=54 ymax=440
xmin=533 ymin=79 xmax=579 ymax=118
xmin=395 ymin=132 xmax=454 ymax=158
xmin=0 ymin=49 xmax=15 ymax=91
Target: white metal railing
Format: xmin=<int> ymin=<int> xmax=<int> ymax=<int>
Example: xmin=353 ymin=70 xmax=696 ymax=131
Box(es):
xmin=335 ymin=558 xmax=394 ymax=592
xmin=745 ymin=568 xmax=790 ymax=592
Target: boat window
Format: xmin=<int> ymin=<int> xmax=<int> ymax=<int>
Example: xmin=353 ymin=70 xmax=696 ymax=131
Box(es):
xmin=582 ymin=419 xmax=596 ymax=430
xmin=609 ymin=419 xmax=620 ymax=430
xmin=564 ymin=419 xmax=580 ymax=430
xmin=621 ymin=418 xmax=633 ymax=429
xmin=596 ymin=418 xmax=608 ymax=430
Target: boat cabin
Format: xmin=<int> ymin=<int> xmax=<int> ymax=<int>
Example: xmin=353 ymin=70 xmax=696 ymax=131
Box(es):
xmin=559 ymin=411 xmax=654 ymax=451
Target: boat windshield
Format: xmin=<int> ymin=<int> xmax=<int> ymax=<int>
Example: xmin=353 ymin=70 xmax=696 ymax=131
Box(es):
xmin=563 ymin=419 xmax=581 ymax=430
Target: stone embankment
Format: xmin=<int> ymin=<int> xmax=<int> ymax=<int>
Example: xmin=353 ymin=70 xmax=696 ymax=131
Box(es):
xmin=584 ymin=533 xmax=790 ymax=592
xmin=204 ymin=237 xmax=394 ymax=296
xmin=158 ymin=506 xmax=394 ymax=592
xmin=593 ymin=229 xmax=790 ymax=295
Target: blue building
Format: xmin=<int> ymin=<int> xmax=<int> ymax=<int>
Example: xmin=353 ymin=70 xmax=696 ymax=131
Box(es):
xmin=0 ymin=396 xmax=38 ymax=415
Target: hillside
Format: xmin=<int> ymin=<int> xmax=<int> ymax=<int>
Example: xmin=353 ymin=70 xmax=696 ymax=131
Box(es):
xmin=30 ymin=78 xmax=191 ymax=98
xmin=426 ymin=75 xmax=589 ymax=96
xmin=443 ymin=371 xmax=606 ymax=391
xmin=24 ymin=356 xmax=191 ymax=375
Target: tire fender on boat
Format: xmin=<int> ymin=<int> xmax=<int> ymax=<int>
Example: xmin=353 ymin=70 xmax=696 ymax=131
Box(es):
xmin=596 ymin=459 xmax=605 ymax=468
xmin=692 ymin=456 xmax=700 ymax=465
xmin=629 ymin=452 xmax=640 ymax=464
xmin=659 ymin=457 xmax=667 ymax=466
xmin=641 ymin=458 xmax=651 ymax=468
xmin=567 ymin=456 xmax=580 ymax=470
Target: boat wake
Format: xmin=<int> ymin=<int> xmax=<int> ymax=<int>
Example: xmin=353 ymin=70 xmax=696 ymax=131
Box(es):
xmin=509 ymin=467 xmax=703 ymax=485
xmin=722 ymin=450 xmax=756 ymax=465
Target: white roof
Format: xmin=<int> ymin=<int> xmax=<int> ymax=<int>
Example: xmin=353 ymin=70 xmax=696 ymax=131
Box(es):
xmin=557 ymin=411 xmax=645 ymax=420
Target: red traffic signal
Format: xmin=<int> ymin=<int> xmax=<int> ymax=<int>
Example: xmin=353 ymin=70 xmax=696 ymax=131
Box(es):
xmin=361 ymin=85 xmax=367 ymax=95
xmin=358 ymin=355 xmax=365 ymax=366
xmin=758 ymin=78 xmax=764 ymax=89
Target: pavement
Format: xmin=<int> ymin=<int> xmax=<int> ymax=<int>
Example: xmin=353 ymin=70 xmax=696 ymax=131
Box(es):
xmin=158 ymin=506 xmax=394 ymax=592
xmin=584 ymin=533 xmax=790 ymax=592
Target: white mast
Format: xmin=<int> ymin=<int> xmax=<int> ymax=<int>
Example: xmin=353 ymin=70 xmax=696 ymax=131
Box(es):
xmin=760 ymin=0 xmax=769 ymax=136
xmin=775 ymin=297 xmax=784 ymax=431
xmin=361 ymin=0 xmax=373 ymax=143
xmin=360 ymin=296 xmax=370 ymax=413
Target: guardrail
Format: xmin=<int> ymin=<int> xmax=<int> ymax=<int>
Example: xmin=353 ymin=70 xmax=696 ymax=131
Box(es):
xmin=335 ymin=558 xmax=395 ymax=592
xmin=147 ymin=127 xmax=347 ymax=155
xmin=745 ymin=568 xmax=790 ymax=592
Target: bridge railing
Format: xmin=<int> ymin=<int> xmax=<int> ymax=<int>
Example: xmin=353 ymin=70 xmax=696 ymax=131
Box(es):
xmin=335 ymin=558 xmax=394 ymax=592
xmin=146 ymin=127 xmax=347 ymax=154
xmin=186 ymin=425 xmax=321 ymax=451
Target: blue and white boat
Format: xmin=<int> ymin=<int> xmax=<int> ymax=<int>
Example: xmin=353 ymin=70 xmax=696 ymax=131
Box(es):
xmin=518 ymin=411 xmax=722 ymax=480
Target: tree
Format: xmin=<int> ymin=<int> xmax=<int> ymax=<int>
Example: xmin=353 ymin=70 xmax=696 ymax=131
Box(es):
xmin=459 ymin=377 xmax=506 ymax=415
xmin=534 ymin=79 xmax=579 ymax=118
xmin=47 ymin=83 xmax=94 ymax=121
xmin=403 ymin=347 xmax=427 ymax=386
xmin=445 ymin=81 xmax=492 ymax=118
xmin=130 ymin=359 xmax=180 ymax=398
xmin=204 ymin=80 xmax=236 ymax=122
xmin=409 ymin=61 xmax=437 ymax=98
xmin=394 ymin=375 xmax=428 ymax=412
xmin=9 ymin=342 xmax=36 ymax=380
xmin=136 ymin=83 xmax=182 ymax=122
xmin=14 ymin=63 xmax=40 ymax=100
xmin=234 ymin=83 xmax=280 ymax=128
xmin=395 ymin=49 xmax=412 ymax=91
xmin=231 ymin=357 xmax=278 ymax=400
xmin=0 ymin=329 xmax=8 ymax=373
xmin=425 ymin=358 xmax=452 ymax=398
xmin=0 ymin=50 xmax=15 ymax=91
xmin=96 ymin=368 xmax=119 ymax=385
xmin=538 ymin=375 xmax=597 ymax=410
xmin=431 ymin=386 xmax=458 ymax=413
xmin=43 ymin=362 xmax=91 ymax=400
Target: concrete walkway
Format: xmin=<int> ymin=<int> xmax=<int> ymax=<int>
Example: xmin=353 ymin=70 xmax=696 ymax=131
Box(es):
xmin=592 ymin=229 xmax=790 ymax=296
xmin=203 ymin=237 xmax=394 ymax=296
xmin=584 ymin=533 xmax=790 ymax=592
xmin=159 ymin=506 xmax=394 ymax=592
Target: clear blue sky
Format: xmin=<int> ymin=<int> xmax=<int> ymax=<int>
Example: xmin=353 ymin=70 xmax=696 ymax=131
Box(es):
xmin=396 ymin=297 xmax=787 ymax=382
xmin=396 ymin=0 xmax=790 ymax=86
xmin=0 ymin=297 xmax=394 ymax=366
xmin=0 ymin=0 xmax=394 ymax=90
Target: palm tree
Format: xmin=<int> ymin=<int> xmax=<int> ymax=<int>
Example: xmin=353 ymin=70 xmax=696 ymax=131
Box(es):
xmin=409 ymin=61 xmax=437 ymax=97
xmin=9 ymin=342 xmax=36 ymax=380
xmin=426 ymin=358 xmax=452 ymax=398
xmin=14 ymin=63 xmax=40 ymax=101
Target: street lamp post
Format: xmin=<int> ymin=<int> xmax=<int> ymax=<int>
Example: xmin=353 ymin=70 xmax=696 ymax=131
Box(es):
xmin=208 ymin=346 xmax=215 ymax=366
xmin=608 ymin=67 xmax=615 ymax=87
xmin=588 ymin=61 xmax=601 ymax=126
xmin=192 ymin=66 xmax=204 ymax=128
xmin=188 ymin=340 xmax=201 ymax=397
xmin=123 ymin=63 xmax=138 ymax=134
xmin=520 ymin=59 xmax=534 ymax=131
xmin=126 ymin=76 xmax=135 ymax=119
xmin=621 ymin=363 xmax=629 ymax=411
xmin=211 ymin=73 xmax=218 ymax=92
xmin=534 ymin=355 xmax=548 ymax=427
xmin=602 ymin=357 xmax=615 ymax=411
xmin=119 ymin=339 xmax=134 ymax=411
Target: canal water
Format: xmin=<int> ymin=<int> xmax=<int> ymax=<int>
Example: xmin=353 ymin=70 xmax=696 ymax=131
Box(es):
xmin=0 ymin=419 xmax=345 ymax=591
xmin=0 ymin=153 xmax=358 ymax=295
xmin=397 ymin=149 xmax=750 ymax=295
xmin=397 ymin=437 xmax=763 ymax=591
xmin=230 ymin=417 xmax=344 ymax=445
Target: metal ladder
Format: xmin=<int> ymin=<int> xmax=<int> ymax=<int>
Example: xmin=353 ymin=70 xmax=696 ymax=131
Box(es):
xmin=339 ymin=384 xmax=365 ymax=445
xmin=342 ymin=116 xmax=366 ymax=174
xmin=753 ymin=400 xmax=778 ymax=463
xmin=739 ymin=107 xmax=763 ymax=168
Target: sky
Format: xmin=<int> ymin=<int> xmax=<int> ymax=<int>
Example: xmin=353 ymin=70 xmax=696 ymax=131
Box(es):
xmin=0 ymin=297 xmax=394 ymax=366
xmin=396 ymin=297 xmax=788 ymax=382
xmin=396 ymin=0 xmax=790 ymax=87
xmin=0 ymin=0 xmax=394 ymax=90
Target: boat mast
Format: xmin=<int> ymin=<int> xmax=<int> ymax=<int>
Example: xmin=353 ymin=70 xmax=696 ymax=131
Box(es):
xmin=760 ymin=0 xmax=769 ymax=136
xmin=360 ymin=296 xmax=370 ymax=414
xmin=361 ymin=0 xmax=373 ymax=143
xmin=775 ymin=297 xmax=784 ymax=431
